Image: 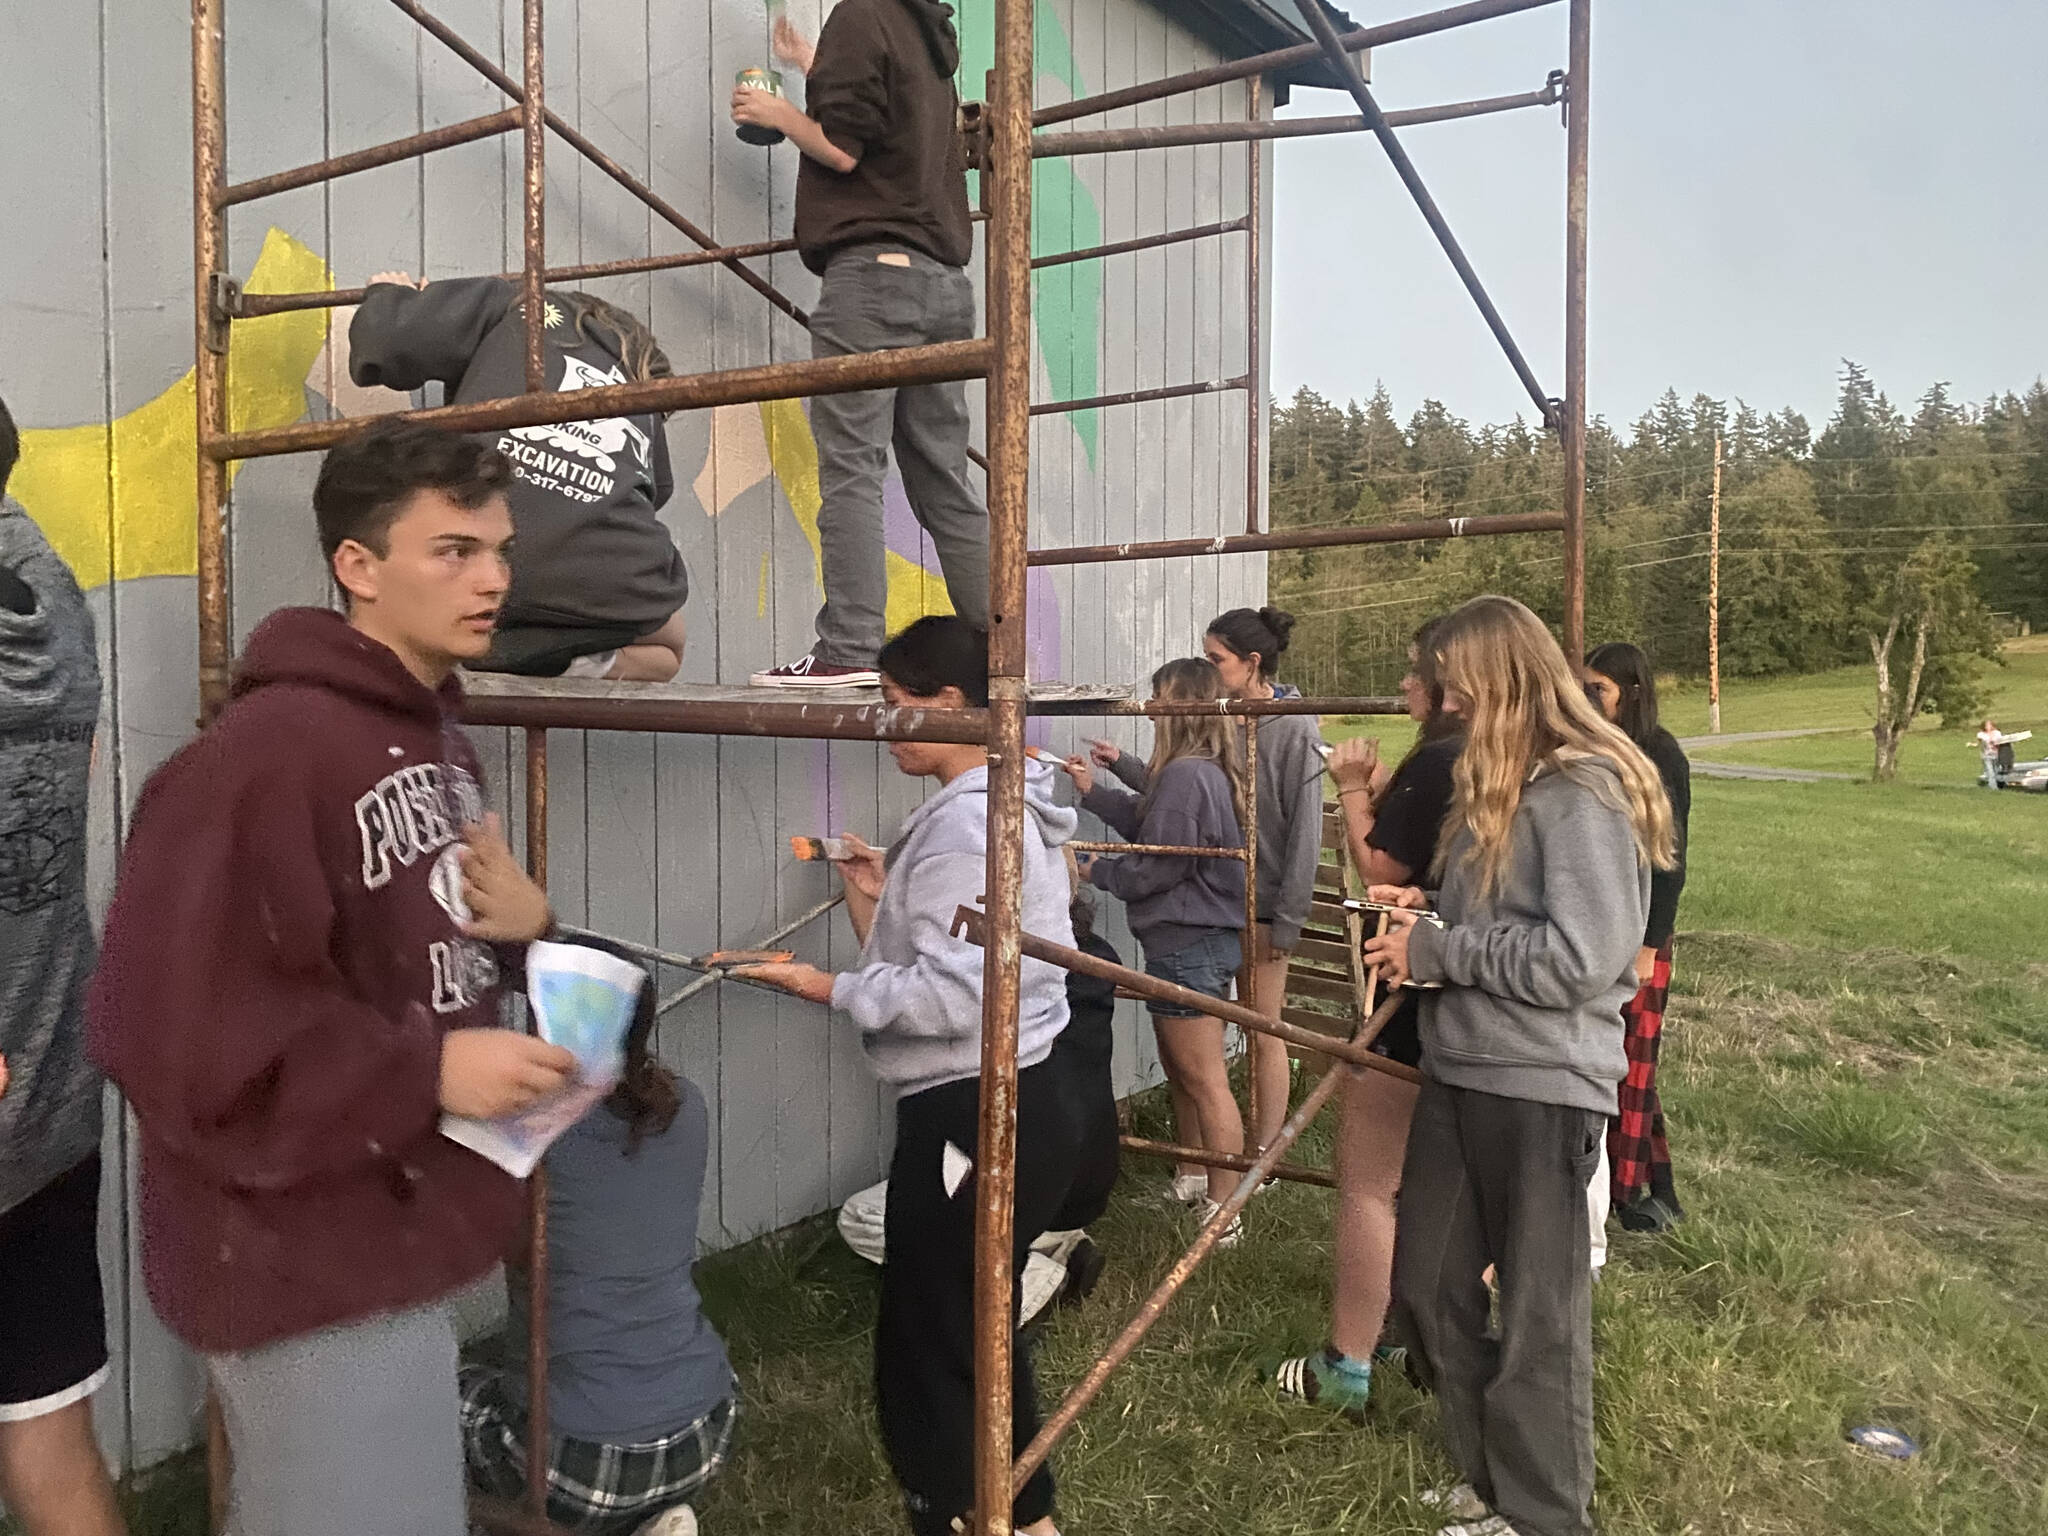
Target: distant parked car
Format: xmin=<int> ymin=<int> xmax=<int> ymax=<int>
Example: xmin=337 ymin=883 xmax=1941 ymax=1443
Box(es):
xmin=1976 ymin=728 xmax=2048 ymax=790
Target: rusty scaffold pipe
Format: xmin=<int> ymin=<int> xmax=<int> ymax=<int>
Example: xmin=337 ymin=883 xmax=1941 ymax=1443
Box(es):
xmin=206 ymin=338 xmax=993 ymax=460
xmin=1117 ymin=1134 xmax=1336 ymax=1189
xmin=1006 ymin=987 xmax=1411 ymax=1492
xmin=1032 ymin=376 xmax=1248 ymax=418
xmin=1562 ymin=0 xmax=1592 ymax=655
xmin=970 ymin=0 xmax=1037 ymax=1525
xmin=1029 ymin=509 xmax=1565 ymax=567
xmin=951 ymin=909 xmax=1419 ymax=1083
xmin=216 ymin=107 xmax=524 ymax=206
xmin=1032 ymin=83 xmax=1559 ymax=158
xmin=1244 ymin=77 xmax=1265 ymax=535
xmin=192 ymin=0 xmax=230 ymax=725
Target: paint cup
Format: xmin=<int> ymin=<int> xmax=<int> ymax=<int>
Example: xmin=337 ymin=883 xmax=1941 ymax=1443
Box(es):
xmin=735 ymin=66 xmax=786 ymax=146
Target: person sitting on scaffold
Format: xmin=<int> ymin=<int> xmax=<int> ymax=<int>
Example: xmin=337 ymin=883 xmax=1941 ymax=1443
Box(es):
xmin=350 ymin=274 xmax=691 ymax=683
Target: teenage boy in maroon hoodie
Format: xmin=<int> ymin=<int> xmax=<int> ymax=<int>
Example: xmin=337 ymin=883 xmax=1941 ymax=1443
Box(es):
xmin=88 ymin=419 xmax=576 ymax=1536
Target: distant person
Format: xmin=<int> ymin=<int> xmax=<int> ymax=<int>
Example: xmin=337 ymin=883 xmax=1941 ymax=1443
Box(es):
xmin=460 ymin=939 xmax=734 ymax=1536
xmin=1585 ymin=641 xmax=1691 ymax=1232
xmin=1063 ymin=659 xmax=1249 ymax=1244
xmin=1268 ymin=617 xmax=1459 ymax=1418
xmin=739 ymin=618 xmax=1078 ymax=1536
xmin=1364 ymin=596 xmax=1674 ymax=1536
xmin=0 ymin=395 xmax=126 ymax=1536
xmin=733 ymin=4 xmax=987 ymax=688
xmin=351 ymin=274 xmax=690 ymax=682
xmin=89 ymin=421 xmax=574 ymax=1536
xmin=1089 ymin=606 xmax=1324 ymax=1167
xmin=1977 ymin=718 xmax=2015 ymax=784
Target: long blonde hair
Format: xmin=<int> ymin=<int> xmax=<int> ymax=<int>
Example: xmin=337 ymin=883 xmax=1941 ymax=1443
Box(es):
xmin=1430 ymin=595 xmax=1675 ymax=896
xmin=1144 ymin=658 xmax=1245 ymax=825
xmin=550 ymin=291 xmax=672 ymax=384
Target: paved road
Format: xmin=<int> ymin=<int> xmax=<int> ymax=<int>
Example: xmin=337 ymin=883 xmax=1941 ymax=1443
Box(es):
xmin=1677 ymin=727 xmax=1854 ymax=749
xmin=1691 ymin=760 xmax=1856 ymax=783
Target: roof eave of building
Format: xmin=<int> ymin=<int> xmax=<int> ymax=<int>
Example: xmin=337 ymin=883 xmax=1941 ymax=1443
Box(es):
xmin=1142 ymin=0 xmax=1366 ymax=94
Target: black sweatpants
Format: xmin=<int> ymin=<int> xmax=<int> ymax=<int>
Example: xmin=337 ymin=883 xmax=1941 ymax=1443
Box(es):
xmin=1390 ymin=1078 xmax=1605 ymax=1536
xmin=878 ymin=1058 xmax=1081 ymax=1536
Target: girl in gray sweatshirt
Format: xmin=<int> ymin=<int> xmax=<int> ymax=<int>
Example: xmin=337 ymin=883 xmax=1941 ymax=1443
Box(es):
xmin=1364 ymin=596 xmax=1674 ymax=1536
xmin=740 ymin=618 xmax=1077 ymax=1536
xmin=1065 ymin=658 xmax=1250 ymax=1233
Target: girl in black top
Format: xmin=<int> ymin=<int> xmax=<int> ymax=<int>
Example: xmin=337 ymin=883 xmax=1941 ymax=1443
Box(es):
xmin=1268 ymin=618 xmax=1460 ymax=1417
xmin=1584 ymin=641 xmax=1690 ymax=1230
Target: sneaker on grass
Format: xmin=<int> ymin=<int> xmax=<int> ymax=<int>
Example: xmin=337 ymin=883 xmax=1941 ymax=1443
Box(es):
xmin=1195 ymin=1197 xmax=1242 ymax=1249
xmin=1440 ymin=1518 xmax=1521 ymax=1536
xmin=1418 ymin=1483 xmax=1491 ymax=1522
xmin=1167 ymin=1172 xmax=1207 ymax=1206
xmin=749 ymin=655 xmax=881 ymax=689
xmin=1265 ymin=1346 xmax=1374 ymax=1422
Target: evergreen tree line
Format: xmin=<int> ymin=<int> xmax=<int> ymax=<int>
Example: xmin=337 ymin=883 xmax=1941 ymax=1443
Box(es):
xmin=1267 ymin=365 xmax=2048 ymax=711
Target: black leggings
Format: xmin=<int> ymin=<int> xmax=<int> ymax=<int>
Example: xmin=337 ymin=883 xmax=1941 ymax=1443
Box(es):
xmin=877 ymin=1059 xmax=1081 ymax=1536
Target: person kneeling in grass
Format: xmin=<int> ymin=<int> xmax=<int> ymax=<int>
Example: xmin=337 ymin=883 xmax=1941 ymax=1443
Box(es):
xmin=740 ymin=617 xmax=1079 ymax=1536
xmin=1364 ymin=596 xmax=1674 ymax=1536
xmin=459 ymin=937 xmax=735 ymax=1536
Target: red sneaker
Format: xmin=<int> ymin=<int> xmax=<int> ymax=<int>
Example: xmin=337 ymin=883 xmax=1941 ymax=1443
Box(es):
xmin=748 ymin=655 xmax=881 ymax=689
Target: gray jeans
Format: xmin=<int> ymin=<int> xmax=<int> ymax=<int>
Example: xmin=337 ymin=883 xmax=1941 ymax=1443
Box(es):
xmin=206 ymin=1302 xmax=466 ymax=1536
xmin=808 ymin=243 xmax=990 ymax=665
xmin=1391 ymin=1079 xmax=1603 ymax=1536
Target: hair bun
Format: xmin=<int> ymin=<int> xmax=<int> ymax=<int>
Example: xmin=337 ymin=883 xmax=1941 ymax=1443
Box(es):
xmin=1257 ymin=606 xmax=1296 ymax=653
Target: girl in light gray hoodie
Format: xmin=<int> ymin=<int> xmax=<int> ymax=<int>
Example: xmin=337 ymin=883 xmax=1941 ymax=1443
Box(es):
xmin=740 ymin=617 xmax=1077 ymax=1536
xmin=1363 ymin=596 xmax=1674 ymax=1536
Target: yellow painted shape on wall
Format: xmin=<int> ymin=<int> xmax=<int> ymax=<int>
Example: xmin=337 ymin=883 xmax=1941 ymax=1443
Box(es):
xmin=9 ymin=228 xmax=333 ymax=588
xmin=758 ymin=396 xmax=954 ymax=635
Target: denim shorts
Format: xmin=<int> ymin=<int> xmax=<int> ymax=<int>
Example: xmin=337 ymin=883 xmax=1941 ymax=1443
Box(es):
xmin=1143 ymin=929 xmax=1243 ymax=1019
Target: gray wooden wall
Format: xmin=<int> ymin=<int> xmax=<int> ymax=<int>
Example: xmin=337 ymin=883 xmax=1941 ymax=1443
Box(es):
xmin=0 ymin=0 xmax=1269 ymax=1472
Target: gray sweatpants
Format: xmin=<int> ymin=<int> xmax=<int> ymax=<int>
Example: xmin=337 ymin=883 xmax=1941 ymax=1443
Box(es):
xmin=1391 ymin=1079 xmax=1604 ymax=1536
xmin=206 ymin=1302 xmax=466 ymax=1536
xmin=808 ymin=243 xmax=990 ymax=666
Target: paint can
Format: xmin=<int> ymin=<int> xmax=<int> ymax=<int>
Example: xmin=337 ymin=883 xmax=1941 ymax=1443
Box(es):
xmin=735 ymin=67 xmax=786 ymax=146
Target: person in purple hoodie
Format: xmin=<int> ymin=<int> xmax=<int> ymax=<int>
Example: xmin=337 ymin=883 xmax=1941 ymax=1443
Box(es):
xmin=90 ymin=421 xmax=574 ymax=1536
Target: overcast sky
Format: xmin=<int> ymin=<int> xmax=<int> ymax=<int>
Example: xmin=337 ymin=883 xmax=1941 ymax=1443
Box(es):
xmin=1270 ymin=0 xmax=2048 ymax=433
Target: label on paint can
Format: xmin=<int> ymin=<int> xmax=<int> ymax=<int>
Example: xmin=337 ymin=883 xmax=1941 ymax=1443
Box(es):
xmin=735 ymin=66 xmax=786 ymax=146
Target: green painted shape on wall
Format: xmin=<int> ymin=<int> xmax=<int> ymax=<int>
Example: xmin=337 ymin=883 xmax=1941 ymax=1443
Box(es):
xmin=957 ymin=1 xmax=1103 ymax=467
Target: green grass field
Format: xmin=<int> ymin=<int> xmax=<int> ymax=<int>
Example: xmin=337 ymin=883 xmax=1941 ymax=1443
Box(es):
xmin=1674 ymin=639 xmax=2048 ymax=787
xmin=93 ymin=663 xmax=2048 ymax=1536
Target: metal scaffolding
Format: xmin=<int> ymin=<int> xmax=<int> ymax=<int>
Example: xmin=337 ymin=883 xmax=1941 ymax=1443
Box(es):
xmin=188 ymin=0 xmax=1591 ymax=1529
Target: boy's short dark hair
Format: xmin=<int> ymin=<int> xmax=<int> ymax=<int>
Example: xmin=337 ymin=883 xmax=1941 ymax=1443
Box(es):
xmin=311 ymin=419 xmax=513 ymax=561
xmin=876 ymin=616 xmax=990 ymax=706
xmin=0 ymin=395 xmax=19 ymax=500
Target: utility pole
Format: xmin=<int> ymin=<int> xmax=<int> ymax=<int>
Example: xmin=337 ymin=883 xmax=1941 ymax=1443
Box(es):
xmin=1708 ymin=433 xmax=1723 ymax=735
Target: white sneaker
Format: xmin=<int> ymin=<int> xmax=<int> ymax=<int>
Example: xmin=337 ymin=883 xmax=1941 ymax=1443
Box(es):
xmin=1419 ymin=1483 xmax=1491 ymax=1522
xmin=1168 ymin=1172 xmax=1207 ymax=1206
xmin=1196 ymin=1198 xmax=1243 ymax=1249
xmin=1441 ymin=1518 xmax=1520 ymax=1536
xmin=634 ymin=1506 xmax=698 ymax=1536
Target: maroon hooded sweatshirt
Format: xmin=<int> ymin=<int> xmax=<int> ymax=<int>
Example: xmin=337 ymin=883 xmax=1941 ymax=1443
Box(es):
xmin=88 ymin=608 xmax=523 ymax=1353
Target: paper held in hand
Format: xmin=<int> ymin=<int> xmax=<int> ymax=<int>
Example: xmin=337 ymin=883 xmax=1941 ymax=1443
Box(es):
xmin=440 ymin=940 xmax=648 ymax=1178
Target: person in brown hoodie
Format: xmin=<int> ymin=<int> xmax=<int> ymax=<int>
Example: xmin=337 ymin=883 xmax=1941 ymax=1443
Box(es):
xmin=732 ymin=0 xmax=989 ymax=689
xmin=88 ymin=420 xmax=575 ymax=1536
